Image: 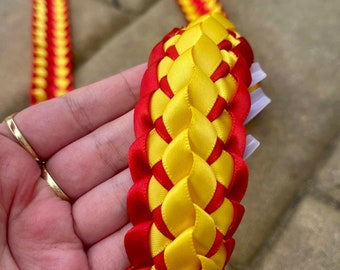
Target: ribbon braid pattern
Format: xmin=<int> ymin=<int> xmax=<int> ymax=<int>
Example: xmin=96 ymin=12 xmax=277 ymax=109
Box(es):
xmin=31 ymin=0 xmax=73 ymax=104
xmin=125 ymin=12 xmax=254 ymax=269
xmin=176 ymin=0 xmax=225 ymax=22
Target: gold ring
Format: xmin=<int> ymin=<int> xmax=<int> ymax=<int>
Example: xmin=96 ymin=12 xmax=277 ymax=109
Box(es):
xmin=4 ymin=113 xmax=42 ymax=164
xmin=4 ymin=114 xmax=70 ymax=201
xmin=41 ymin=165 xmax=71 ymax=201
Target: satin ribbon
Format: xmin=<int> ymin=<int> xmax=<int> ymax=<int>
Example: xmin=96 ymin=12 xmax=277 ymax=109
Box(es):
xmin=31 ymin=0 xmax=73 ymax=104
xmin=29 ymin=1 xmax=268 ymax=269
xmin=176 ymin=0 xmax=226 ymax=22
xmin=125 ymin=12 xmax=259 ymax=269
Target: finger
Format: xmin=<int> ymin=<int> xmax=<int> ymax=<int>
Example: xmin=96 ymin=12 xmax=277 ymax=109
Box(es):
xmin=0 ymin=63 xmax=145 ymax=160
xmin=0 ymin=134 xmax=41 ymax=211
xmin=87 ymin=223 xmax=131 ymax=270
xmin=45 ymin=110 xmax=134 ymax=199
xmin=72 ymin=168 xmax=132 ymax=247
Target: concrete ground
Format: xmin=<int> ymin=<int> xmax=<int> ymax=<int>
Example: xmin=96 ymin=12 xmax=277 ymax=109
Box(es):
xmin=1 ymin=0 xmax=339 ymax=269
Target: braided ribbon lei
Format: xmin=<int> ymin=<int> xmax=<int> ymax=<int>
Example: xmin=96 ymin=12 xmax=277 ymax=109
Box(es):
xmin=31 ymin=0 xmax=73 ymax=104
xmin=29 ymin=1 xmax=269 ymax=269
xmin=176 ymin=0 xmax=226 ymax=22
xmin=125 ymin=2 xmax=269 ymax=270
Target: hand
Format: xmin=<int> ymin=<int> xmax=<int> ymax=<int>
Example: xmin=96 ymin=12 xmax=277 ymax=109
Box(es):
xmin=0 ymin=64 xmax=146 ymax=269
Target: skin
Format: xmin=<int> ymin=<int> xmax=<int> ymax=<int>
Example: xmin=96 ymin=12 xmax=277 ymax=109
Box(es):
xmin=0 ymin=63 xmax=146 ymax=269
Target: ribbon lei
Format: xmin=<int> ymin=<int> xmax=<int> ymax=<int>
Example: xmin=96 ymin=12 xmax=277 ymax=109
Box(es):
xmin=125 ymin=0 xmax=265 ymax=268
xmin=177 ymin=0 xmax=226 ymax=22
xmin=30 ymin=1 xmax=267 ymax=269
xmin=31 ymin=0 xmax=73 ymax=104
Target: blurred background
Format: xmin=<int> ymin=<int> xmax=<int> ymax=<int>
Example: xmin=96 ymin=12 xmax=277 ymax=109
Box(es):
xmin=0 ymin=0 xmax=339 ymax=269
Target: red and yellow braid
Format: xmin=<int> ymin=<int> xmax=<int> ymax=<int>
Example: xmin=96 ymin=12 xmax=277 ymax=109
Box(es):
xmin=125 ymin=12 xmax=254 ymax=269
xmin=176 ymin=0 xmax=225 ymax=22
xmin=29 ymin=1 xmax=264 ymax=268
xmin=31 ymin=0 xmax=73 ymax=104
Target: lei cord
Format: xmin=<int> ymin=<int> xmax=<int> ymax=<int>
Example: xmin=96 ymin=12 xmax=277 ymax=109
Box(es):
xmin=30 ymin=0 xmax=73 ymax=104
xmin=29 ymin=1 xmax=270 ymax=269
xmin=125 ymin=1 xmax=269 ymax=269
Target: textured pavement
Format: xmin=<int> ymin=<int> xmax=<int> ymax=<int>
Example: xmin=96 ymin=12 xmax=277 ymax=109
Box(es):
xmin=1 ymin=0 xmax=339 ymax=269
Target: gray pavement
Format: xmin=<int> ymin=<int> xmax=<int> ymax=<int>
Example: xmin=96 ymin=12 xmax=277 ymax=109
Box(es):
xmin=1 ymin=0 xmax=339 ymax=269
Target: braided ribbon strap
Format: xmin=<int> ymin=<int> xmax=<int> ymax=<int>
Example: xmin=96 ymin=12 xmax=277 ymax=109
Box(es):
xmin=176 ymin=0 xmax=225 ymax=22
xmin=31 ymin=0 xmax=73 ymax=104
xmin=125 ymin=12 xmax=254 ymax=269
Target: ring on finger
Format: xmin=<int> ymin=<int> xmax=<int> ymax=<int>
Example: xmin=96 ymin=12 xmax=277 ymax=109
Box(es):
xmin=4 ymin=113 xmax=43 ymax=165
xmin=4 ymin=113 xmax=70 ymax=201
xmin=41 ymin=165 xmax=71 ymax=201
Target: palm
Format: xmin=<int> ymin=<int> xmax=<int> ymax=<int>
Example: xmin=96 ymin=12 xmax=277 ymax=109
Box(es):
xmin=0 ymin=64 xmax=146 ymax=269
xmin=3 ymin=160 xmax=87 ymax=269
